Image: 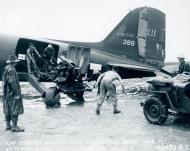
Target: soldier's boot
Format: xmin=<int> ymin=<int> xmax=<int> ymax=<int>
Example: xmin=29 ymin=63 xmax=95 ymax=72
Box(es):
xmin=5 ymin=121 xmax=12 ymax=131
xmin=11 ymin=121 xmax=25 ymax=132
xmin=96 ymin=104 xmax=101 ymax=115
xmin=113 ymin=105 xmax=121 ymax=114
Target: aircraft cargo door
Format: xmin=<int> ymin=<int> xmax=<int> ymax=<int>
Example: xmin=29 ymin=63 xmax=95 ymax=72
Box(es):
xmin=67 ymin=46 xmax=91 ymax=75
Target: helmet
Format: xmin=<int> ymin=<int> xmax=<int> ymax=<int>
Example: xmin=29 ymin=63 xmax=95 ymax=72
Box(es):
xmin=6 ymin=55 xmax=20 ymax=63
xmin=48 ymin=44 xmax=53 ymax=47
xmin=177 ymin=54 xmax=185 ymax=59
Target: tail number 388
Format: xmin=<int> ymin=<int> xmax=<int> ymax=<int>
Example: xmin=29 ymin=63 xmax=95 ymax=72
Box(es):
xmin=122 ymin=39 xmax=135 ymax=46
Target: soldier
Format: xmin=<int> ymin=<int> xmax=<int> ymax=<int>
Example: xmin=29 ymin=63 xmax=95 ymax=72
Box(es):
xmin=43 ymin=44 xmax=55 ymax=73
xmin=177 ymin=56 xmax=190 ymax=74
xmin=2 ymin=55 xmax=24 ymax=132
xmin=87 ymin=69 xmax=101 ymax=82
xmin=26 ymin=43 xmax=41 ymax=74
xmin=95 ymin=66 xmax=125 ymax=115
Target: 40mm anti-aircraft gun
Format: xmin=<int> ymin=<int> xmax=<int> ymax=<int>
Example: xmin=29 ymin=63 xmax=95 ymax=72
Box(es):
xmin=19 ymin=46 xmax=92 ymax=108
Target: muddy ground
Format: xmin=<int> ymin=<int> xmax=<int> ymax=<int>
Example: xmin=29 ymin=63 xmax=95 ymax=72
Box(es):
xmin=0 ymin=79 xmax=190 ymax=151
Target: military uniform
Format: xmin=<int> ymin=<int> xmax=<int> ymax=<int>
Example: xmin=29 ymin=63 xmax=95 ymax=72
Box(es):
xmin=95 ymin=70 xmax=125 ymax=114
xmin=43 ymin=44 xmax=55 ymax=73
xmin=26 ymin=45 xmax=41 ymax=73
xmin=97 ymin=79 xmax=117 ymax=106
xmin=178 ymin=61 xmax=190 ymax=74
xmin=2 ymin=55 xmax=24 ymax=132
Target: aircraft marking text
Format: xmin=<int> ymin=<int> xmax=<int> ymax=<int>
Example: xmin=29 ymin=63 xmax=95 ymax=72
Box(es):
xmin=147 ymin=29 xmax=157 ymax=38
xmin=122 ymin=39 xmax=135 ymax=46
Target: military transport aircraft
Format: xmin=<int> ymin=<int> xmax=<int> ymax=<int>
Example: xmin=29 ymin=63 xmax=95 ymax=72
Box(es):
xmin=0 ymin=7 xmax=165 ymax=80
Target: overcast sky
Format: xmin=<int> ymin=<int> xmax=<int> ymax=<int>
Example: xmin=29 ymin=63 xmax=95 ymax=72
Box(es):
xmin=0 ymin=0 xmax=190 ymax=62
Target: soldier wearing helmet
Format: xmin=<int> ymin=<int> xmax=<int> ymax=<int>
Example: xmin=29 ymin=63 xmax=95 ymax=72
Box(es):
xmin=43 ymin=44 xmax=55 ymax=73
xmin=26 ymin=43 xmax=41 ymax=74
xmin=2 ymin=55 xmax=24 ymax=132
xmin=177 ymin=55 xmax=190 ymax=74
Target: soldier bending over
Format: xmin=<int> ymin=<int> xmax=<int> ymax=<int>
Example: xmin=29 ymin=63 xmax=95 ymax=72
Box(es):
xmin=95 ymin=67 xmax=125 ymax=115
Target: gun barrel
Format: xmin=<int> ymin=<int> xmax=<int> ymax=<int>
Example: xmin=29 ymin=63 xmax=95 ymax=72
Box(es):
xmin=59 ymin=55 xmax=74 ymax=68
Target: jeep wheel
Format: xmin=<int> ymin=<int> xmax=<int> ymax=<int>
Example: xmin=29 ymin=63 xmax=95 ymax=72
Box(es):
xmin=143 ymin=97 xmax=168 ymax=125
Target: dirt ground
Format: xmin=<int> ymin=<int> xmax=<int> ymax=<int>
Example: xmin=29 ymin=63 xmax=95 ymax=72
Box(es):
xmin=0 ymin=81 xmax=190 ymax=151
